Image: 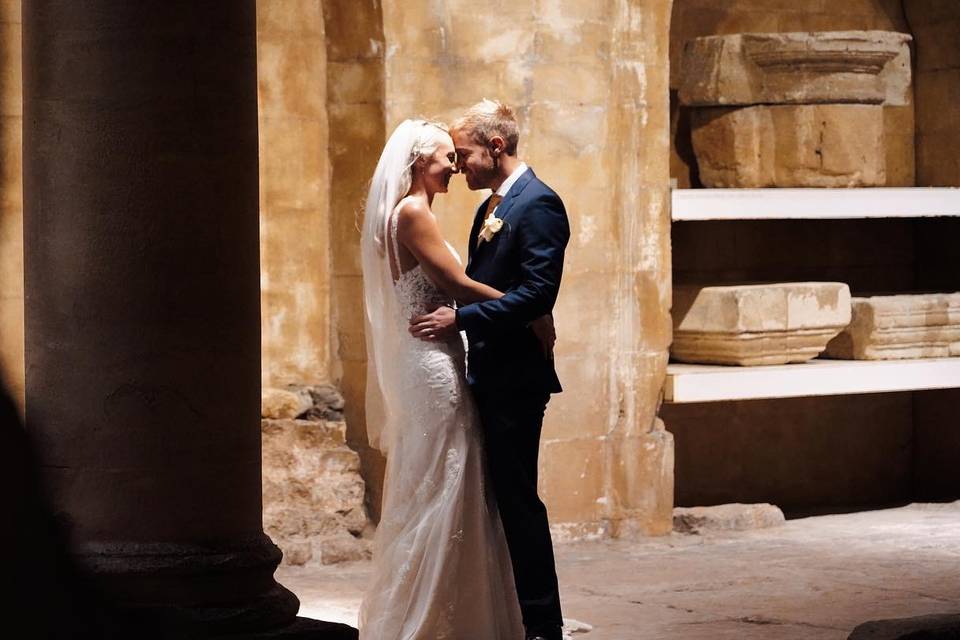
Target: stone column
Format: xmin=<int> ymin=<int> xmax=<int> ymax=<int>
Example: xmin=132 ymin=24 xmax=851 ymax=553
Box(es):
xmin=0 ymin=0 xmax=23 ymax=415
xmin=601 ymin=0 xmax=675 ymax=538
xmin=22 ymin=2 xmax=297 ymax=633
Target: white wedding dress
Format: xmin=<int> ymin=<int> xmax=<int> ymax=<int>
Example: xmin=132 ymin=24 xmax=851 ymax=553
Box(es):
xmin=357 ymin=213 xmax=525 ymax=639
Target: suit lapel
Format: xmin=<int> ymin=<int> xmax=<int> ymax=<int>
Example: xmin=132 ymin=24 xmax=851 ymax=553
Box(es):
xmin=467 ymin=168 xmax=537 ymax=270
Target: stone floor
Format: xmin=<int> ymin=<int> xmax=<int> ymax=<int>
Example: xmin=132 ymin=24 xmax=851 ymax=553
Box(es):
xmin=276 ymin=502 xmax=960 ymax=639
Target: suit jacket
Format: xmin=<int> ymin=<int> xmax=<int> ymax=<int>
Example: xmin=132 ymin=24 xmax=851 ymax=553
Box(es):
xmin=456 ymin=167 xmax=570 ymax=394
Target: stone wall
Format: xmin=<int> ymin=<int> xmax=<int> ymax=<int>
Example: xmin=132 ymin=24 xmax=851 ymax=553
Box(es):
xmin=257 ymin=1 xmax=333 ymax=388
xmin=0 ymin=0 xmax=21 ymax=414
xmin=906 ymin=0 xmax=960 ymax=187
xmin=380 ymin=0 xmax=676 ymax=538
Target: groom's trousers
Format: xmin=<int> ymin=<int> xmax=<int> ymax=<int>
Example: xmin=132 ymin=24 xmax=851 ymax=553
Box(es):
xmin=476 ymin=388 xmax=563 ymax=635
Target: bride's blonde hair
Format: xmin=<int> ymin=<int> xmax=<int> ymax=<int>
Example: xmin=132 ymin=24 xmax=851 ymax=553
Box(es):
xmin=362 ymin=119 xmax=449 ymax=256
xmin=410 ymin=120 xmax=450 ymax=164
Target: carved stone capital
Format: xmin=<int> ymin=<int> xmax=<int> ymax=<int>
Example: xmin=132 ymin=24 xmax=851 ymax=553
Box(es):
xmin=680 ymin=30 xmax=912 ymax=107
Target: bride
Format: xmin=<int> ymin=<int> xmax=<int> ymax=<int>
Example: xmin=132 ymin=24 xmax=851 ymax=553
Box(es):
xmin=358 ymin=119 xmax=529 ymax=638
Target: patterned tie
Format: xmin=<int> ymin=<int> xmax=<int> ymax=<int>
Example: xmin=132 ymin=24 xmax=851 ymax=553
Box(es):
xmin=477 ymin=194 xmax=503 ymax=247
xmin=485 ymin=194 xmax=503 ymax=217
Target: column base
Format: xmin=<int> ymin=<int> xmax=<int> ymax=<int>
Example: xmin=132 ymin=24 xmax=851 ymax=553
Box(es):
xmin=227 ymin=617 xmax=358 ymax=639
xmin=75 ymin=534 xmax=306 ymax=636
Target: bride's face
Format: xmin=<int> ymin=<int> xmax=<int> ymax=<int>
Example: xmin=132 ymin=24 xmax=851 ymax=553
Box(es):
xmin=418 ymin=138 xmax=458 ymax=195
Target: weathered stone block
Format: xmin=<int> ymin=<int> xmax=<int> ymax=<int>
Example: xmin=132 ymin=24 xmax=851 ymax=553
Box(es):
xmin=691 ymin=104 xmax=886 ymax=187
xmin=680 ymin=31 xmax=912 ymax=107
xmin=262 ymin=387 xmax=312 ymax=420
xmin=673 ymin=503 xmax=785 ymax=534
xmin=883 ymin=105 xmax=916 ymax=187
xmin=824 ymin=293 xmax=960 ymax=360
xmin=607 ymin=418 xmax=675 ymax=539
xmin=672 ymin=282 xmax=852 ymax=365
xmin=317 ymin=534 xmax=373 ymax=565
xmin=539 ymin=437 xmax=606 ymax=528
xmin=262 ymin=412 xmax=370 ymax=566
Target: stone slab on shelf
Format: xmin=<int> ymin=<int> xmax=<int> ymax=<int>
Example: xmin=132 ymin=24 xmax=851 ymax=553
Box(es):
xmin=691 ymin=104 xmax=885 ymax=188
xmin=823 ymin=292 xmax=960 ymax=360
xmin=679 ymin=31 xmax=912 ymax=107
xmin=670 ymin=187 xmax=960 ymax=221
xmin=672 ymin=282 xmax=851 ymax=366
xmin=664 ymin=357 xmax=960 ymax=403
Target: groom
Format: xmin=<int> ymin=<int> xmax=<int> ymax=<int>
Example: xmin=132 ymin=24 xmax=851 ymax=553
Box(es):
xmin=410 ymin=100 xmax=569 ymax=640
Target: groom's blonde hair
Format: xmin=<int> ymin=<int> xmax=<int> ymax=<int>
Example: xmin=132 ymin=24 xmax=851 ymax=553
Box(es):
xmin=451 ymin=99 xmax=519 ymax=156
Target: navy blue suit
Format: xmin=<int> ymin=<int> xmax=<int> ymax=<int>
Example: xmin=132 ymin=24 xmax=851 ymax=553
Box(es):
xmin=456 ymin=167 xmax=569 ymax=637
xmin=457 ymin=167 xmax=569 ymax=393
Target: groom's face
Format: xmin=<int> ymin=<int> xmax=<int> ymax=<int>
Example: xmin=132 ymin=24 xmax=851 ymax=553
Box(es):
xmin=451 ymin=129 xmax=496 ymax=191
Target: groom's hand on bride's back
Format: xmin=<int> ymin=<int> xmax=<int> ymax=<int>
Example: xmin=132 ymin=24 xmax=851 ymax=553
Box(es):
xmin=409 ymin=305 xmax=458 ymax=341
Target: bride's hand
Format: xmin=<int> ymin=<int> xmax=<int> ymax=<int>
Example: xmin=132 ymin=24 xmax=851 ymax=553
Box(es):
xmin=530 ymin=314 xmax=556 ymax=361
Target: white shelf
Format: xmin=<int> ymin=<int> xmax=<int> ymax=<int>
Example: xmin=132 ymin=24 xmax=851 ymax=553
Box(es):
xmin=671 ymin=187 xmax=960 ymax=221
xmin=664 ymin=357 xmax=960 ymax=403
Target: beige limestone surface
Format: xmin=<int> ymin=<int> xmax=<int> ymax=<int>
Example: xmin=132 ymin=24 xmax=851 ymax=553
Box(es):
xmin=280 ymin=503 xmax=960 ymax=639
xmin=690 ymin=103 xmax=886 ymax=188
xmin=672 ymin=282 xmax=851 ymax=365
xmin=679 ymin=31 xmax=911 ymax=108
xmin=257 ymin=0 xmax=334 ymax=389
xmin=824 ymin=293 xmax=960 ymax=360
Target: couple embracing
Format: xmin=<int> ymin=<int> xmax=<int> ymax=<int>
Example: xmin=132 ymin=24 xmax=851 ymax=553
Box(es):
xmin=358 ymin=100 xmax=570 ymax=640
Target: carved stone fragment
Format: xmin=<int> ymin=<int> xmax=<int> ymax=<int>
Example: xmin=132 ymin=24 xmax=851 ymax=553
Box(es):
xmin=680 ymin=31 xmax=912 ymax=107
xmin=824 ymin=293 xmax=960 ymax=360
xmin=671 ymin=282 xmax=852 ymax=366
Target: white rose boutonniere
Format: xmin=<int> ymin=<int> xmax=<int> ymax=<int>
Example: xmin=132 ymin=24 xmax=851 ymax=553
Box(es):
xmin=478 ymin=214 xmax=504 ymax=244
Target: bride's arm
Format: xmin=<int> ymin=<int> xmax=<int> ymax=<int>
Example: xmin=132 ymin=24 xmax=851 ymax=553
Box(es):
xmin=396 ymin=200 xmax=502 ymax=304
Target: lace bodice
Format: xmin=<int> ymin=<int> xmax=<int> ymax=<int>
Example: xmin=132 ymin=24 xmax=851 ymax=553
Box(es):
xmin=394 ymin=265 xmax=454 ymax=320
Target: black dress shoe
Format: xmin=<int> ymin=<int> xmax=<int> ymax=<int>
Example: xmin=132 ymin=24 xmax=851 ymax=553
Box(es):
xmin=526 ymin=622 xmax=563 ymax=640
xmin=526 ymin=630 xmax=563 ymax=640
